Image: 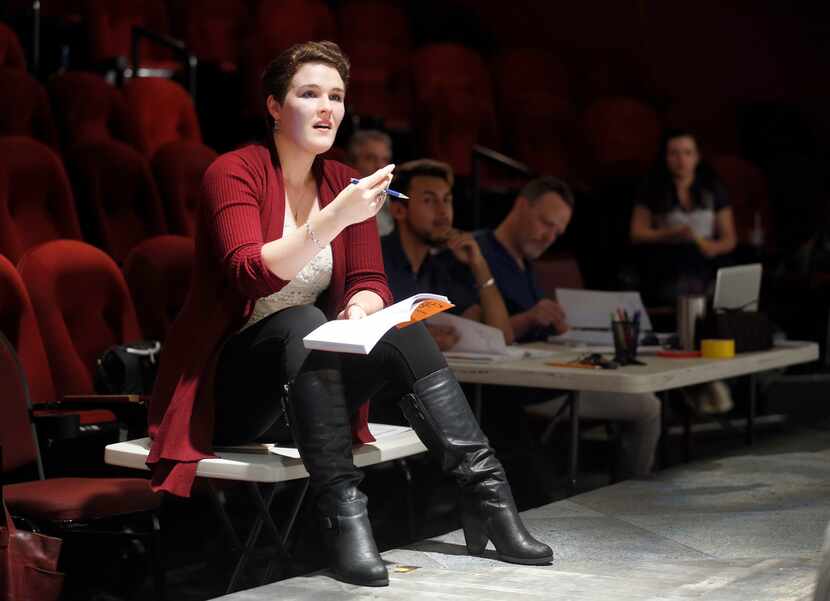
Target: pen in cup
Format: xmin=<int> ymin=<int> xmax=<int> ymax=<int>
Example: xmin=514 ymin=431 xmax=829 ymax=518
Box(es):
xmin=350 ymin=178 xmax=409 ymax=200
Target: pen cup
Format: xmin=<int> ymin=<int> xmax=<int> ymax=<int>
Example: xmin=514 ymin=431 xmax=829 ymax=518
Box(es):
xmin=611 ymin=320 xmax=640 ymax=365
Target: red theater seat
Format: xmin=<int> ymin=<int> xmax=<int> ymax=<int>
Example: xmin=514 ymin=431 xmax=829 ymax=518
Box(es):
xmin=243 ymin=0 xmax=337 ymax=121
xmin=47 ymin=71 xmax=135 ymax=149
xmin=169 ymin=0 xmax=247 ymax=71
xmin=0 ymin=255 xmax=118 ymax=431
xmin=151 ymin=140 xmax=217 ymax=237
xmin=412 ymin=43 xmax=500 ymax=177
xmin=66 ymin=139 xmax=167 ymax=263
xmin=123 ymin=77 xmax=202 ymax=158
xmin=0 ymin=68 xmax=57 ymax=147
xmin=0 ymin=22 xmax=27 ymax=70
xmin=582 ymin=96 xmax=661 ymax=177
xmin=123 ymin=235 xmax=194 ymax=341
xmin=338 ymin=1 xmax=412 ymax=129
xmin=81 ymin=0 xmax=177 ymax=71
xmin=711 ymin=154 xmax=774 ymax=248
xmin=0 ymin=137 xmax=82 ymax=263
xmin=17 ymin=240 xmax=143 ymax=397
xmin=0 ymin=329 xmax=164 ymax=599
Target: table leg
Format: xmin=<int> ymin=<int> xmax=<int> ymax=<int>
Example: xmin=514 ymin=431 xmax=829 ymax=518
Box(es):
xmin=568 ymin=391 xmax=580 ymax=496
xmin=657 ymin=392 xmax=668 ymax=469
xmin=746 ymin=374 xmax=757 ymax=445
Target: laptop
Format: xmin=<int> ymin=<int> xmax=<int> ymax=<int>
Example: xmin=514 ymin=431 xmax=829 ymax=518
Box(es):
xmin=713 ymin=263 xmax=762 ymax=311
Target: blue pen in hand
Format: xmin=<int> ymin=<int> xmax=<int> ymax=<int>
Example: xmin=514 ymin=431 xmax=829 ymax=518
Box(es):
xmin=350 ymin=178 xmax=409 ymax=200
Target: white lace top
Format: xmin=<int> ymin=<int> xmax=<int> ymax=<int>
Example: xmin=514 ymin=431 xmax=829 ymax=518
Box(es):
xmin=240 ymin=200 xmax=332 ymax=331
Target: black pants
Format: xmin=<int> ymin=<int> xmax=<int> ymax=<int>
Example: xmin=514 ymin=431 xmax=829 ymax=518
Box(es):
xmin=213 ymin=304 xmax=446 ymax=445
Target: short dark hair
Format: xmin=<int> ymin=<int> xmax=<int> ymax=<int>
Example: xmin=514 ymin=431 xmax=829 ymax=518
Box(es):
xmin=347 ymin=129 xmax=392 ymax=162
xmin=261 ymin=40 xmax=350 ymax=129
xmin=519 ymin=176 xmax=574 ymax=208
xmin=391 ymin=159 xmax=455 ymax=200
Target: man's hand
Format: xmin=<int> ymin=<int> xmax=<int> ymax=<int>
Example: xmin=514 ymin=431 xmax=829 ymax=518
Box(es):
xmin=426 ymin=323 xmax=459 ymax=351
xmin=527 ymin=298 xmax=569 ymax=334
xmin=445 ymin=229 xmax=485 ymax=267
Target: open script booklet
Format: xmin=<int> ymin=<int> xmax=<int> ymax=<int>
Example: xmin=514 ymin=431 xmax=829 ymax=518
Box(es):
xmin=430 ymin=312 xmax=557 ymax=362
xmin=302 ymin=293 xmax=454 ymax=354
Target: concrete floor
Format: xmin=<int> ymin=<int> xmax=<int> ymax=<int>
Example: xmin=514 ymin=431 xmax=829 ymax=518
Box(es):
xmin=215 ymin=429 xmax=830 ymax=600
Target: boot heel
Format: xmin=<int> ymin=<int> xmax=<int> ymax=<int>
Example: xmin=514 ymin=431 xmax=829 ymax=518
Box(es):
xmin=460 ymin=511 xmax=489 ymax=555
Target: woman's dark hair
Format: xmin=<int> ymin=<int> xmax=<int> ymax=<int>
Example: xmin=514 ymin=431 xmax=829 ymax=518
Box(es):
xmin=642 ymin=127 xmax=719 ymax=211
xmin=261 ymin=40 xmax=350 ymax=130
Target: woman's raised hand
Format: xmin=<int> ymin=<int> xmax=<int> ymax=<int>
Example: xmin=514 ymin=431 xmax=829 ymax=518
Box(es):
xmin=332 ymin=164 xmax=395 ymax=227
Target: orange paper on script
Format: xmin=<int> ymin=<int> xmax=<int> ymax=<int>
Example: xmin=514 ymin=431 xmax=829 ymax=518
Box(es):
xmin=303 ymin=293 xmax=454 ymax=354
xmin=397 ymin=298 xmax=455 ymax=328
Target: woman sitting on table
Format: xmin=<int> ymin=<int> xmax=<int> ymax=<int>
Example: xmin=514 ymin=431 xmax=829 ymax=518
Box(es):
xmin=146 ymin=41 xmax=551 ymax=588
xmin=630 ymin=129 xmax=737 ymax=307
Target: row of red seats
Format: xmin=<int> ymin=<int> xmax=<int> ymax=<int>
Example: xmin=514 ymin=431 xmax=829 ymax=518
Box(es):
xmin=0 ymin=6 xmax=726 ymax=180
xmin=0 ymin=65 xmax=202 ymax=158
xmin=0 ymin=135 xmax=213 ymax=264
xmin=1 ymin=236 xmax=192 ymax=412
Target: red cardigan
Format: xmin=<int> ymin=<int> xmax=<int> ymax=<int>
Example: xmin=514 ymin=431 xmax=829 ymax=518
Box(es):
xmin=147 ymin=143 xmax=393 ymax=497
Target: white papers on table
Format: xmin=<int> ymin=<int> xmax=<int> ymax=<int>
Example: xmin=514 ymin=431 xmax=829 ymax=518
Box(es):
xmin=551 ymin=288 xmax=653 ymax=346
xmin=429 ymin=312 xmax=555 ymax=362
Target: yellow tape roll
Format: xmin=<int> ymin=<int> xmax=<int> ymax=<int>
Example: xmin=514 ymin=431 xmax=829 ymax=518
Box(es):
xmin=701 ymin=339 xmax=735 ymax=358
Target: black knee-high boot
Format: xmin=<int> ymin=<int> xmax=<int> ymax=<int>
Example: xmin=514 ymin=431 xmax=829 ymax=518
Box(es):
xmin=286 ymin=369 xmax=388 ymax=587
xmin=400 ymin=367 xmax=553 ymax=565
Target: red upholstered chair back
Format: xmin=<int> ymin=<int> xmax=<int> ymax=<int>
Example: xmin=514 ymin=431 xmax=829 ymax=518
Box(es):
xmin=0 ymin=22 xmax=27 ymax=71
xmin=123 ymin=78 xmax=202 ymax=158
xmin=151 ymin=140 xmax=217 ymax=237
xmin=252 ymin=0 xmax=337 ymax=58
xmin=170 ymin=0 xmax=246 ymax=66
xmin=66 ymin=139 xmax=168 ymax=263
xmin=535 ymin=255 xmax=585 ymax=300
xmin=492 ymin=48 xmax=572 ymax=175
xmin=0 ymin=255 xmax=56 ymax=411
xmin=18 ymin=240 xmax=142 ymax=396
xmin=82 ymin=0 xmax=172 ymax=64
xmin=0 ymin=137 xmax=82 ymax=263
xmin=340 ymin=40 xmax=413 ymax=131
xmin=338 ymin=2 xmax=411 ymax=128
xmin=0 ymin=328 xmax=39 ymax=474
xmin=412 ymin=43 xmax=500 ymax=176
xmin=244 ymin=0 xmax=337 ymax=120
xmin=123 ymin=235 xmax=194 ymax=340
xmin=0 ymin=68 xmax=57 ymax=147
xmin=493 ymin=48 xmax=570 ymax=101
xmin=338 ymin=1 xmax=409 ymax=48
xmin=711 ymin=154 xmax=773 ymax=247
xmin=47 ymin=71 xmax=135 ymax=149
xmin=582 ymin=96 xmax=661 ymax=176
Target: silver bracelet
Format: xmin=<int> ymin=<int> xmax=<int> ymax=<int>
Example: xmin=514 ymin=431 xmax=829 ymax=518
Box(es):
xmin=305 ymin=221 xmax=323 ymax=250
xmin=478 ymin=277 xmax=495 ymax=290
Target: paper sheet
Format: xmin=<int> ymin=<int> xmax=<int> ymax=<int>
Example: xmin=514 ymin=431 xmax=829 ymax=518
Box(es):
xmin=552 ymin=289 xmax=653 ymax=346
xmin=428 ymin=312 xmax=508 ymax=355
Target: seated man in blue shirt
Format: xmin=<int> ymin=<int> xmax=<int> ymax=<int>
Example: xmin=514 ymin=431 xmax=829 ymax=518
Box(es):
xmin=381 ymin=159 xmax=513 ymax=349
xmin=477 ymin=176 xmax=661 ymax=478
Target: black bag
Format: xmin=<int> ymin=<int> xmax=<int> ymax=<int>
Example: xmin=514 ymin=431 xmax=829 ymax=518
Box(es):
xmin=94 ymin=340 xmax=162 ymax=395
xmin=696 ymin=310 xmax=774 ymax=353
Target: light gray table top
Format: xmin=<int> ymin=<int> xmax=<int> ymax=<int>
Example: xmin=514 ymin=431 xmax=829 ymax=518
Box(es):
xmin=447 ymin=341 xmax=819 ymax=394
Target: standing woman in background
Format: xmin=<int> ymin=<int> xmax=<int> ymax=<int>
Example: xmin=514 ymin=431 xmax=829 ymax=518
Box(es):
xmin=146 ymin=41 xmax=551 ymax=588
xmin=630 ymin=129 xmax=737 ymax=306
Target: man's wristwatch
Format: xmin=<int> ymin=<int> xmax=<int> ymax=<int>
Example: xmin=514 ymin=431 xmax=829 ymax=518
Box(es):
xmin=477 ymin=277 xmax=495 ymax=290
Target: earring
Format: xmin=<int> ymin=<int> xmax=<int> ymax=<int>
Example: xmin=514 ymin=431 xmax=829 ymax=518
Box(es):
xmin=273 ymin=119 xmax=280 ymax=133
